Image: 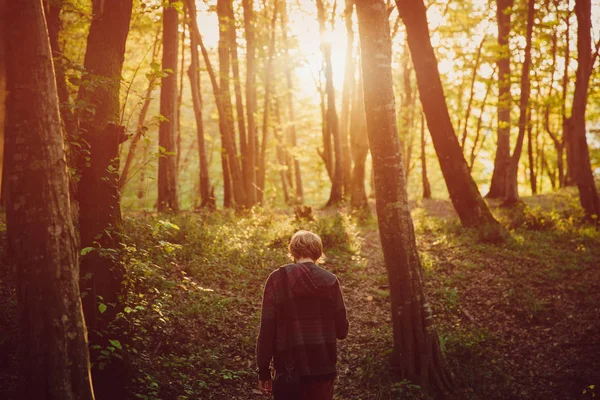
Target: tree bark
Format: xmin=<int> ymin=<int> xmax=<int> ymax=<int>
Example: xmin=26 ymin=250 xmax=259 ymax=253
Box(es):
xmin=396 ymin=0 xmax=502 ymax=231
xmin=350 ymin=64 xmax=369 ymax=210
xmin=503 ymin=0 xmax=534 ymax=206
xmin=76 ymin=1 xmax=133 ymax=397
xmin=487 ymin=0 xmax=513 ymax=198
xmin=356 ymin=0 xmax=452 ymax=392
xmin=242 ymin=0 xmax=258 ymax=205
xmin=4 ymin=1 xmax=95 ymax=398
xmin=0 ymin=0 xmax=5 ymax=208
xmin=569 ymin=0 xmax=600 ymax=218
xmin=317 ymin=0 xmax=343 ymax=206
xmin=158 ymin=1 xmax=180 ymax=212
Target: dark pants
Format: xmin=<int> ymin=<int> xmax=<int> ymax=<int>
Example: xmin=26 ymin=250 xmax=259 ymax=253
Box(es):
xmin=273 ymin=375 xmax=335 ymax=400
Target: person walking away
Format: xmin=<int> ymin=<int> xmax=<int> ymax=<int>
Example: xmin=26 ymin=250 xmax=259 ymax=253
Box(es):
xmin=256 ymin=230 xmax=349 ymax=399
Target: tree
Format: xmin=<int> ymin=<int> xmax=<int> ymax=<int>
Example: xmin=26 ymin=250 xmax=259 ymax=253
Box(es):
xmin=395 ymin=0 xmax=503 ymax=231
xmin=217 ymin=0 xmax=248 ymax=208
xmin=503 ymin=0 xmax=535 ymax=205
xmin=339 ymin=0 xmax=355 ymax=196
xmin=257 ymin=0 xmax=279 ymax=204
xmin=76 ymin=1 xmax=133 ymax=397
xmin=316 ymin=0 xmax=343 ymax=206
xmin=158 ymin=0 xmax=180 ymax=212
xmin=185 ymin=0 xmax=214 ymax=209
xmin=243 ymin=0 xmax=258 ymax=205
xmin=350 ymin=65 xmax=369 ymax=210
xmin=568 ymin=0 xmax=600 ymax=218
xmin=280 ymin=1 xmax=304 ymax=204
xmin=420 ymin=112 xmax=432 ymax=199
xmin=487 ymin=0 xmax=513 ymax=199
xmin=4 ymin=1 xmax=95 ymax=398
xmin=120 ymin=28 xmax=162 ymax=190
xmin=355 ymin=0 xmax=452 ymax=393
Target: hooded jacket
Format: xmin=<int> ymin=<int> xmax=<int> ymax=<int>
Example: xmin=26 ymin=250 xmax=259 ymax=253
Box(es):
xmin=256 ymin=262 xmax=349 ymax=381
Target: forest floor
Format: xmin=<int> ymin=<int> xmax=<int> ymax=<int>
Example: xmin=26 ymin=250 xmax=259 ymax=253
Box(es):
xmin=1 ymin=188 xmax=600 ymax=399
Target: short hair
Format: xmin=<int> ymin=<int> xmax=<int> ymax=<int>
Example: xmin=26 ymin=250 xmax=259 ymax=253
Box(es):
xmin=288 ymin=230 xmax=323 ymax=262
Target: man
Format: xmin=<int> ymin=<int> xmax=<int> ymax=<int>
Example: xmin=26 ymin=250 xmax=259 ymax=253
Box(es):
xmin=256 ymin=230 xmax=349 ymax=400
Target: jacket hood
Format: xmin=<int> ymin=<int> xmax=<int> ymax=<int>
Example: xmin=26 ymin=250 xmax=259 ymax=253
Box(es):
xmin=284 ymin=262 xmax=337 ymax=298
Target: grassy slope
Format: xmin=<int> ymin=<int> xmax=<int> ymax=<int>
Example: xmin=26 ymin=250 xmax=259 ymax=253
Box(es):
xmin=0 ymin=188 xmax=599 ymax=399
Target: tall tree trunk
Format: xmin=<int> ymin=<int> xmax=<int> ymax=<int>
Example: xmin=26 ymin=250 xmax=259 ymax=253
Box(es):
xmin=0 ymin=0 xmax=5 ymax=208
xmin=421 ymin=112 xmax=432 ymax=199
xmin=356 ymin=0 xmax=452 ymax=393
xmin=273 ymin=96 xmax=289 ymax=203
xmin=228 ymin=2 xmax=249 ymax=205
xmin=527 ymin=105 xmax=537 ymax=195
xmin=176 ymin=17 xmax=186 ymax=170
xmin=217 ymin=0 xmax=247 ymax=208
xmin=4 ymin=1 xmax=95 ymax=398
xmin=487 ymin=0 xmax=513 ymax=198
xmin=186 ymin=0 xmax=213 ymax=209
xmin=281 ymin=2 xmax=303 ymax=203
xmin=350 ymin=64 xmax=369 ymax=210
xmin=503 ymin=0 xmax=534 ymax=206
xmin=340 ymin=0 xmax=355 ymax=197
xmin=257 ymin=0 xmax=279 ymax=204
xmin=317 ymin=0 xmax=343 ymax=206
xmin=562 ymin=6 xmax=573 ymax=187
xmin=242 ymin=0 xmax=258 ymax=205
xmin=569 ymin=0 xmax=600 ymax=218
xmin=76 ymin=1 xmax=133 ymax=398
xmin=395 ymin=0 xmax=502 ymax=231
xmin=158 ymin=0 xmax=180 ymax=211
xmin=120 ymin=29 xmax=161 ymax=189
xmin=185 ymin=0 xmax=232 ymax=208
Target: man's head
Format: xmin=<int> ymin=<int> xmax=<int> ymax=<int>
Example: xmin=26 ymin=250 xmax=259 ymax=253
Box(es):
xmin=288 ymin=230 xmax=323 ymax=262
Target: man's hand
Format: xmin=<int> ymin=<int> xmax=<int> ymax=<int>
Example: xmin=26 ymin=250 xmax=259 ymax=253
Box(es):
xmin=258 ymin=379 xmax=272 ymax=396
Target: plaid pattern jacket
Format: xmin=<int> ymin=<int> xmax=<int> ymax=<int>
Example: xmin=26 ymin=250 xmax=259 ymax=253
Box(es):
xmin=256 ymin=262 xmax=349 ymax=381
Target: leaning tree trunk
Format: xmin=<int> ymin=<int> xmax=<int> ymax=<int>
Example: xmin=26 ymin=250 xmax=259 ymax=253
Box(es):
xmin=76 ymin=1 xmax=133 ymax=398
xmin=569 ymin=0 xmax=600 ymax=218
xmin=355 ymin=0 xmax=452 ymax=393
xmin=317 ymin=0 xmax=343 ymax=206
xmin=503 ymin=0 xmax=534 ymax=206
xmin=4 ymin=1 xmax=95 ymax=398
xmin=158 ymin=0 xmax=180 ymax=212
xmin=395 ymin=0 xmax=502 ymax=232
xmin=186 ymin=0 xmax=213 ymax=209
xmin=487 ymin=0 xmax=513 ymax=198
